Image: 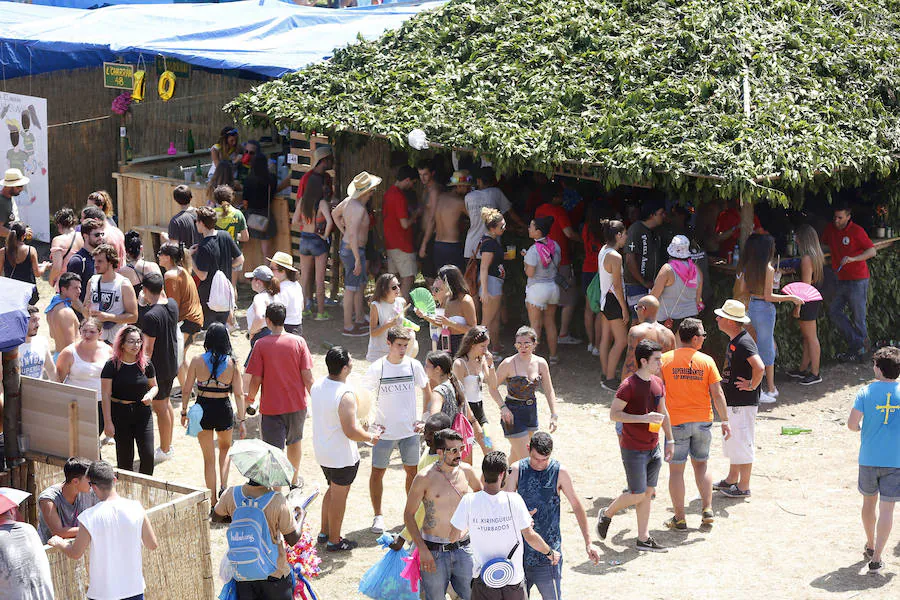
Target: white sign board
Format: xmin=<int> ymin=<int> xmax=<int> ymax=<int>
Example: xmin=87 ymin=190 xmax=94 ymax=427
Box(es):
xmin=0 ymin=93 xmax=49 ymax=242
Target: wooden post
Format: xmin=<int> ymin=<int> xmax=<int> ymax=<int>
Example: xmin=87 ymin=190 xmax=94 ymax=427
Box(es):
xmin=2 ymin=350 xmax=22 ymax=469
xmin=68 ymin=401 xmax=80 ymax=458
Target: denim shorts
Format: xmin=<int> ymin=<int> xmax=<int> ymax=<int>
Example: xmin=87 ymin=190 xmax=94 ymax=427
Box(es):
xmin=339 ymin=243 xmax=367 ymax=291
xmin=479 ymin=275 xmax=504 ymax=298
xmin=299 ymin=232 xmax=329 ymax=257
xmin=525 ymin=556 xmax=562 ymax=600
xmin=621 ymin=445 xmax=662 ymax=494
xmin=420 ymin=544 xmax=473 ymax=600
xmin=859 ymin=466 xmax=900 ymax=502
xmin=372 ymin=434 xmax=420 ymax=469
xmin=501 ymin=398 xmax=538 ymax=439
xmin=748 ymin=297 xmax=776 ymax=366
xmin=625 ymin=284 xmax=648 ymax=317
xmin=670 ymin=421 xmax=713 ymax=463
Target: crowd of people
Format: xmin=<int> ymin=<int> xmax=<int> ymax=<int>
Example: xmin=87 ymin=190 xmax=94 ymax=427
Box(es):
xmin=1 ymin=148 xmax=898 ymax=599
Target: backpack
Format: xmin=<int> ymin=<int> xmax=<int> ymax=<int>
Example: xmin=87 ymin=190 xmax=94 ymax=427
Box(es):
xmin=226 ymin=487 xmax=280 ymax=581
xmin=586 ymin=273 xmax=603 ymax=313
xmin=207 ymin=270 xmax=235 ymax=312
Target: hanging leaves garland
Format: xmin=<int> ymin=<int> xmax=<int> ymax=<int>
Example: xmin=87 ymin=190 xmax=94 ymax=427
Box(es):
xmin=227 ymin=0 xmax=900 ymax=206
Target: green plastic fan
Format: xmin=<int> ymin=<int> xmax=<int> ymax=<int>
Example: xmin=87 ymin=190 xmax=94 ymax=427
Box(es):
xmin=410 ymin=287 xmax=436 ymax=315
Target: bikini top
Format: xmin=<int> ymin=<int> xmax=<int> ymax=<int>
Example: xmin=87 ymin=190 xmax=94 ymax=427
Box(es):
xmin=196 ymin=351 xmax=233 ymax=394
xmin=506 ymin=357 xmax=542 ymax=400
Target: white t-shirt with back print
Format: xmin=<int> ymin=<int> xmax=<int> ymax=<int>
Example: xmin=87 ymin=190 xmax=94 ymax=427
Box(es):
xmin=450 ymin=490 xmax=532 ymax=585
xmin=365 ymin=355 xmax=428 ymax=441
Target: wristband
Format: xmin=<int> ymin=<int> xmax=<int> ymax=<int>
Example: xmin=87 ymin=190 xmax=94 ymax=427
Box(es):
xmin=181 ymin=412 xmax=188 ymax=417
xmin=544 ymin=548 xmax=553 ymax=557
xmin=665 ymin=440 xmax=675 ymax=445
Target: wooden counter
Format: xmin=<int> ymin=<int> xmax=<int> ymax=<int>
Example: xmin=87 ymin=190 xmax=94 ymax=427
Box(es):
xmin=112 ymin=171 xmax=293 ymax=272
xmin=709 ymin=236 xmax=900 ymax=275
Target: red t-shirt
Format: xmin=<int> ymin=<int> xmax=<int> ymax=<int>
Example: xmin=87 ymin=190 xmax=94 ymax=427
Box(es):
xmin=382 ymin=185 xmax=414 ymax=253
xmin=534 ymin=203 xmax=572 ymax=265
xmin=821 ymin=221 xmax=873 ymax=281
xmin=246 ymin=333 xmax=313 ymax=415
xmin=616 ymin=374 xmax=665 ymax=451
xmin=714 ymin=209 xmax=761 ymax=257
xmin=581 ymin=226 xmax=602 ymax=273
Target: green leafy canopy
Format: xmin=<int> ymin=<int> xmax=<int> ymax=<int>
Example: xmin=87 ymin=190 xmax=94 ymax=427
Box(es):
xmin=227 ymin=0 xmax=900 ymax=205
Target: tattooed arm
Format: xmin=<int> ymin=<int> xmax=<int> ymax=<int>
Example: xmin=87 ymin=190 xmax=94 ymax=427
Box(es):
xmin=403 ymin=471 xmax=438 ymax=573
xmin=620 ymin=325 xmax=641 ymax=382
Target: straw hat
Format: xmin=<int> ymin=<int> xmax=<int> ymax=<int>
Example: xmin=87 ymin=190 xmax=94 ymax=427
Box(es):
xmin=347 ymin=171 xmax=383 ymax=200
xmin=667 ymin=235 xmax=692 ymax=259
xmin=2 ymin=168 xmax=29 ymax=188
xmin=267 ymin=251 xmax=297 ymax=272
xmin=449 ymin=170 xmax=472 ymax=187
xmin=313 ymin=145 xmax=333 ymax=166
xmin=714 ymin=299 xmax=751 ymax=323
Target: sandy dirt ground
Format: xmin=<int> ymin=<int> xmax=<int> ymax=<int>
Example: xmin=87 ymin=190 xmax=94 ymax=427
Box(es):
xmin=26 ymin=277 xmax=900 ymax=599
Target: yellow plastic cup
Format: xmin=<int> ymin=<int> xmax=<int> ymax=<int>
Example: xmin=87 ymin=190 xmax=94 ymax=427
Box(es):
xmin=648 ymin=421 xmax=661 ymax=433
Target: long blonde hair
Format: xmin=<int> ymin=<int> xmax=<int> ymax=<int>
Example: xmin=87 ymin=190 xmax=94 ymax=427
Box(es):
xmin=795 ymin=224 xmax=824 ymax=285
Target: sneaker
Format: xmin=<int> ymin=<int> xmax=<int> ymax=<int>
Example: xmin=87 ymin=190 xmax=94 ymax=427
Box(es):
xmin=769 ymin=388 xmax=780 ymax=398
xmin=587 ymin=344 xmax=595 ymax=354
xmin=558 ymin=334 xmax=582 ymax=345
xmin=759 ymin=391 xmax=777 ymax=404
xmin=592 ymin=347 xmax=600 ymax=357
xmin=548 ymin=355 xmax=560 ymax=365
xmin=720 ymin=484 xmax=751 ymax=498
xmin=371 ymin=515 xmax=385 ymax=534
xmin=786 ymin=368 xmax=809 ymax=379
xmin=636 ymin=536 xmax=667 ymax=552
xmin=664 ymin=516 xmax=687 ymax=530
xmin=712 ymin=479 xmax=736 ymax=491
xmin=326 ymin=538 xmax=359 ymax=552
xmin=314 ymin=312 xmax=331 ymax=321
xmin=701 ymin=509 xmax=715 ymax=525
xmin=596 ymin=509 xmax=612 ymax=540
xmin=154 ymin=447 xmax=174 ymax=464
xmin=864 ymin=545 xmax=875 ymax=560
xmin=325 ymin=297 xmax=340 ymax=306
xmin=799 ymin=373 xmax=823 ymax=385
xmin=317 ymin=533 xmax=329 ymax=545
xmin=302 ymin=309 xmax=314 ymax=318
xmin=342 ymin=325 xmax=369 ymax=337
xmin=601 ymin=378 xmax=621 ymax=392
xmin=868 ymin=561 xmax=884 ymax=575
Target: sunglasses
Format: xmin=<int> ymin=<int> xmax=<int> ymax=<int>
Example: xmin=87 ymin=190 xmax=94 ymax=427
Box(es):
xmin=441 ymin=447 xmax=462 ymax=456
xmin=515 ymin=341 xmax=535 ymax=347
xmin=391 ymin=284 xmax=400 ymax=291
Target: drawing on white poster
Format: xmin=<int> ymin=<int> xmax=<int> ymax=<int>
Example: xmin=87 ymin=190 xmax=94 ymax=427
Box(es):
xmin=0 ymin=93 xmax=49 ymax=242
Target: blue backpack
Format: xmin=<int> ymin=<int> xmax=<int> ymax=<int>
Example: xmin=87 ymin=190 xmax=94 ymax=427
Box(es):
xmin=226 ymin=487 xmax=280 ymax=581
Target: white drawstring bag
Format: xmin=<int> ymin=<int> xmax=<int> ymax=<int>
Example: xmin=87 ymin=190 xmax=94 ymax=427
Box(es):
xmin=207 ymin=270 xmax=235 ymax=313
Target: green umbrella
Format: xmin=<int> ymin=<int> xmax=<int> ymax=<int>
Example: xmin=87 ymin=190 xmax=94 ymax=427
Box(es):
xmin=228 ymin=439 xmax=294 ymax=488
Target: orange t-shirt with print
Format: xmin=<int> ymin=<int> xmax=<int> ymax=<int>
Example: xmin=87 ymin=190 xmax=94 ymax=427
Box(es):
xmin=660 ymin=348 xmax=722 ymax=426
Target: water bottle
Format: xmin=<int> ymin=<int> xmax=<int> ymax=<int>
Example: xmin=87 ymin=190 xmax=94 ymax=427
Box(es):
xmin=732 ymin=244 xmax=740 ymax=265
xmin=781 ymin=426 xmax=812 ymax=435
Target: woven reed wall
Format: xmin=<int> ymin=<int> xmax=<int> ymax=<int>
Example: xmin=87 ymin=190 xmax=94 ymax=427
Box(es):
xmin=1 ymin=66 xmax=266 ymax=221
xmin=5 ymin=453 xmax=214 ymax=600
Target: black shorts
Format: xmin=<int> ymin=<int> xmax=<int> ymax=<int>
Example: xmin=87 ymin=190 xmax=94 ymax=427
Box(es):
xmin=321 ymin=461 xmax=360 ymax=487
xmin=469 ymin=401 xmax=488 ymax=426
xmin=422 ymin=239 xmax=436 ymax=278
xmin=155 ymin=376 xmax=176 ymax=400
xmin=284 ymin=323 xmax=302 ymax=336
xmin=602 ymin=291 xmax=624 ymax=321
xmin=582 ymin=271 xmax=597 ymax=296
xmin=197 ymin=397 xmax=234 ymax=431
xmin=181 ymin=320 xmax=202 ymax=336
xmin=235 ymin=575 xmax=293 ymax=600
xmin=799 ymin=299 xmax=822 ymax=322
xmin=433 ymin=241 xmax=466 ymax=272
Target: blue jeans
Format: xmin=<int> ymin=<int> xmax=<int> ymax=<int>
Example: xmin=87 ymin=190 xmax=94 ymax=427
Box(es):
xmin=828 ymin=278 xmax=869 ymax=353
xmin=748 ymin=298 xmax=776 ymax=366
xmin=525 ymin=556 xmax=563 ymax=600
xmin=420 ymin=545 xmax=474 ymax=600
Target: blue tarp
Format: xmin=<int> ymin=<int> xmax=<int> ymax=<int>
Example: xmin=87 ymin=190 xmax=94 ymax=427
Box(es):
xmin=0 ymin=0 xmax=445 ymax=78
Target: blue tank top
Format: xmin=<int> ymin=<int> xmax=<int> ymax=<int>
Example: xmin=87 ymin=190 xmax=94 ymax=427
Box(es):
xmin=517 ymin=457 xmax=561 ymax=566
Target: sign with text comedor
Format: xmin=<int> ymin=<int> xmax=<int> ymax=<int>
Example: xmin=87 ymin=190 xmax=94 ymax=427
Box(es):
xmin=156 ymin=56 xmax=191 ymax=79
xmin=103 ymin=62 xmax=134 ymax=89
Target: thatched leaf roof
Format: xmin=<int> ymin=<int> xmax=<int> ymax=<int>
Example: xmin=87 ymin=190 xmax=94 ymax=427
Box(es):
xmin=228 ymin=0 xmax=900 ymax=202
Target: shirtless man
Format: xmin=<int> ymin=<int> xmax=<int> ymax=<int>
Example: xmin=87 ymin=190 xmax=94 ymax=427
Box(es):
xmin=46 ymin=272 xmax=83 ymax=356
xmin=621 ymin=295 xmax=676 ymax=382
xmin=333 ymin=171 xmax=380 ymax=336
xmin=416 ymin=159 xmax=443 ymax=285
xmin=404 ymin=429 xmax=482 ymax=600
xmin=419 ymin=170 xmax=469 ymax=273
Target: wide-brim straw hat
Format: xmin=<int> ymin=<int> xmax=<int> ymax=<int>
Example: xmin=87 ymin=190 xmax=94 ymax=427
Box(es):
xmin=313 ymin=145 xmax=333 ymax=166
xmin=714 ymin=299 xmax=751 ymax=323
xmin=2 ymin=168 xmax=29 ymax=187
xmin=449 ymin=170 xmax=472 ymax=187
xmin=347 ymin=171 xmax=383 ymax=200
xmin=667 ymin=234 xmax=692 ymax=259
xmin=267 ymin=251 xmax=297 ymax=272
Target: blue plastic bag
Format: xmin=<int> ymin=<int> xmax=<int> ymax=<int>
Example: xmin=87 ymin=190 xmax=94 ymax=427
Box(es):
xmin=358 ymin=534 xmax=419 ymax=600
xmin=218 ymin=579 xmax=237 ymax=600
xmin=187 ymin=403 xmax=203 ymax=437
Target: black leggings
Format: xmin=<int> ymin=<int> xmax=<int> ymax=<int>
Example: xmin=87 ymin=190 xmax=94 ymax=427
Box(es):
xmin=111 ymin=402 xmax=155 ymax=476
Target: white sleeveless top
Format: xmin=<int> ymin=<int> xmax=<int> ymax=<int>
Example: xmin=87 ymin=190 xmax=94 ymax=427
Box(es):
xmin=310 ymin=377 xmax=360 ymax=469
xmin=65 ymin=343 xmax=110 ymax=402
xmin=87 ymin=273 xmax=129 ymax=343
xmin=462 ymin=359 xmax=483 ymax=405
xmin=275 ymin=280 xmax=304 ymax=327
xmin=658 ymin=260 xmax=698 ymax=320
xmin=597 ymin=245 xmax=620 ymax=310
xmin=366 ymin=298 xmax=406 ymax=362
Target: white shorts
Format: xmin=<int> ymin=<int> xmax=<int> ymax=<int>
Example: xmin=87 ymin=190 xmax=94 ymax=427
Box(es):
xmin=722 ymin=405 xmax=757 ymax=465
xmin=386 ymin=249 xmax=418 ymax=279
xmin=525 ymin=281 xmax=560 ymax=310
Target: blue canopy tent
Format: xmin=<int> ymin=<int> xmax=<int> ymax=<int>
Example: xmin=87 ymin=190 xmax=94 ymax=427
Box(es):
xmin=0 ymin=0 xmax=446 ymax=78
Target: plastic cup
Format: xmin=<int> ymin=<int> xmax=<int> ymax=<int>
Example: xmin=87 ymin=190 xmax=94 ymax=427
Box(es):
xmin=504 ymin=245 xmax=516 ymax=260
xmin=648 ymin=422 xmax=661 ymax=433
